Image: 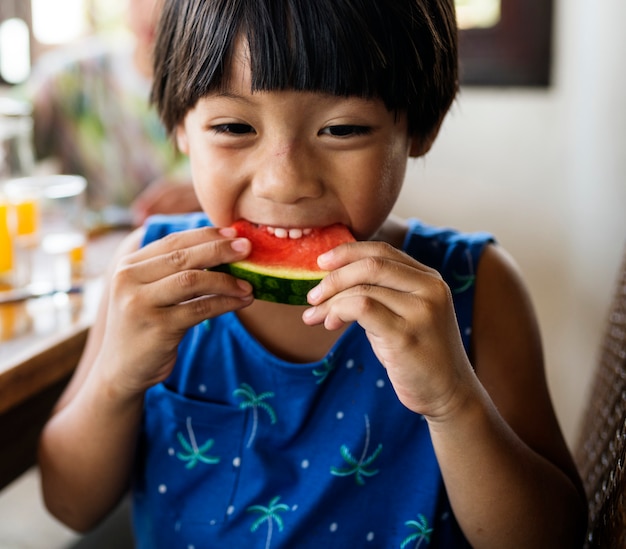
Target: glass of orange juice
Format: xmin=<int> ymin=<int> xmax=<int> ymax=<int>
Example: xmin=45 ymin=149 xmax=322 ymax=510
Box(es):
xmin=4 ymin=175 xmax=87 ymax=290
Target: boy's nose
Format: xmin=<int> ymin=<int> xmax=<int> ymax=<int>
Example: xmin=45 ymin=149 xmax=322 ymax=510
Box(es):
xmin=252 ymin=141 xmax=323 ymax=204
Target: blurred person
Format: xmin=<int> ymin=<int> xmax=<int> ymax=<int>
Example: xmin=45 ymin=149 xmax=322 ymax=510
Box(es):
xmin=23 ymin=0 xmax=200 ymax=227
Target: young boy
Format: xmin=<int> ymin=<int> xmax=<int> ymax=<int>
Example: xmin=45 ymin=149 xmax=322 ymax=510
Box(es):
xmin=38 ymin=1 xmax=587 ymax=547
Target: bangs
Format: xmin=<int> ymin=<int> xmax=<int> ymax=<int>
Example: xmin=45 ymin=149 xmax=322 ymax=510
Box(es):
xmin=243 ymin=2 xmax=389 ymax=100
xmin=153 ymin=0 xmax=458 ymax=137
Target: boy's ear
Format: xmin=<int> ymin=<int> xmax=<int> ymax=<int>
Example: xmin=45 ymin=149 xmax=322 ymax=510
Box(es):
xmin=175 ymin=125 xmax=190 ymax=154
xmin=409 ymin=121 xmax=443 ymax=158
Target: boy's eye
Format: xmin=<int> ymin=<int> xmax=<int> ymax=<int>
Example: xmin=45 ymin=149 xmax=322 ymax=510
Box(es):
xmin=320 ymin=125 xmax=371 ymax=137
xmin=212 ymin=123 xmax=255 ymax=135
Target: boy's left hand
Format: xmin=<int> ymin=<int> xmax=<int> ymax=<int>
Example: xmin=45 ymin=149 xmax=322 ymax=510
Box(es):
xmin=302 ymin=241 xmax=475 ymax=419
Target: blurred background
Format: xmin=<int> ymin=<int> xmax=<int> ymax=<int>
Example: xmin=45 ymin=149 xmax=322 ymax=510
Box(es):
xmin=0 ymin=0 xmax=624 ymax=547
xmin=397 ymin=0 xmax=626 ymax=447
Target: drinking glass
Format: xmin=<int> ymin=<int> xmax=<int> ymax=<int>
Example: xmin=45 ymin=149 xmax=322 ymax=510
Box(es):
xmin=4 ymin=175 xmax=87 ymax=291
xmin=0 ymin=97 xmax=35 ymax=180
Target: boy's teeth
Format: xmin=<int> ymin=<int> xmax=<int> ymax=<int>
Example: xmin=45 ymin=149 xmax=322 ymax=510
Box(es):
xmin=274 ymin=228 xmax=288 ymax=238
xmin=289 ymin=228 xmax=303 ymax=239
xmin=266 ymin=226 xmax=313 ymax=239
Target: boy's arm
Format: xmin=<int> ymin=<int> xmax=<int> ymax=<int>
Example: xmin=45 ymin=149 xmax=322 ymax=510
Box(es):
xmin=426 ymin=244 xmax=587 ymax=548
xmin=304 ymin=240 xmax=586 ymax=548
xmin=38 ymin=226 xmax=254 ymax=532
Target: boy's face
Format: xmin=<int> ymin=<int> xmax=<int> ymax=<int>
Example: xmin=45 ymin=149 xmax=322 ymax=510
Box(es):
xmin=175 ymin=45 xmax=424 ymax=241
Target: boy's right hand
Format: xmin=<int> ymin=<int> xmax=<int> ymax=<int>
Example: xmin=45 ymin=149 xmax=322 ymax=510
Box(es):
xmin=96 ymin=226 xmax=253 ymax=398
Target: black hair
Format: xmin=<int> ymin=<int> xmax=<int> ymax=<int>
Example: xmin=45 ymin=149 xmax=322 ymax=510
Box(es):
xmin=152 ymin=0 xmax=458 ymax=139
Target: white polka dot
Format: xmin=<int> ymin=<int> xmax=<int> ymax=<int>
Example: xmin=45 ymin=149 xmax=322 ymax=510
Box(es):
xmin=336 ymin=411 xmax=344 ymax=420
xmin=227 ymin=505 xmax=235 ymax=515
xmin=301 ymin=459 xmax=310 ymax=469
xmin=199 ymin=384 xmax=207 ymax=393
xmin=292 ymin=504 xmax=298 ymax=511
xmin=210 ymin=519 xmax=217 ymax=526
xmin=158 ymin=484 xmax=167 ymax=494
xmin=376 ymin=379 xmax=385 ymax=388
xmin=366 ymin=532 xmax=375 ymax=541
xmin=168 ymin=448 xmax=175 ymax=456
xmin=188 ymin=545 xmax=195 ymax=549
xmin=330 ymin=522 xmax=338 ymax=532
xmin=346 ymin=359 xmax=355 ymax=369
xmin=233 ymin=457 xmax=241 ymax=467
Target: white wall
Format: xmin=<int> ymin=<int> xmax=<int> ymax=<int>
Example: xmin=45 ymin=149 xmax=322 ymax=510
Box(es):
xmin=393 ymin=0 xmax=626 ymax=446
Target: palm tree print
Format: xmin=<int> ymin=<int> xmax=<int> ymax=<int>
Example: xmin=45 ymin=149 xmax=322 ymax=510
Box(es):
xmin=247 ymin=496 xmax=290 ymax=549
xmin=312 ymin=357 xmax=335 ymax=385
xmin=330 ymin=414 xmax=383 ymax=485
xmin=451 ymin=249 xmax=476 ymax=294
xmin=176 ymin=416 xmax=220 ymax=469
xmin=400 ymin=514 xmax=433 ymax=548
xmin=233 ymin=383 xmax=277 ymax=448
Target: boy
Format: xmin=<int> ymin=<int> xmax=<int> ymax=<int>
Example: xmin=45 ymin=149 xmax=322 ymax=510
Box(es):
xmin=38 ymin=1 xmax=586 ymax=547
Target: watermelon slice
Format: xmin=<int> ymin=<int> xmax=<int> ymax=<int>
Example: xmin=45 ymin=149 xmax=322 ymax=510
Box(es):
xmin=215 ymin=220 xmax=355 ymax=305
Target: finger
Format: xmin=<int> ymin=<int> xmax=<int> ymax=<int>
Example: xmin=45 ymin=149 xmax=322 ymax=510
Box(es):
xmin=317 ymin=240 xmax=437 ymax=273
xmin=154 ymin=291 xmax=254 ymax=330
xmin=127 ymin=226 xmax=237 ymax=264
xmin=144 ymin=268 xmax=252 ymax=308
xmin=308 ymin=255 xmax=439 ymax=306
xmin=122 ymin=232 xmax=251 ymax=284
xmin=304 ymin=284 xmax=408 ymax=331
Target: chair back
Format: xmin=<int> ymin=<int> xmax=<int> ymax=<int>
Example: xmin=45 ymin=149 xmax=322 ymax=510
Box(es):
xmin=575 ymin=247 xmax=626 ymax=548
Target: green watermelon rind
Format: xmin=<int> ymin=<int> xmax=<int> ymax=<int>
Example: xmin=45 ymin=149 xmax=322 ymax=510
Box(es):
xmin=215 ymin=261 xmax=327 ymax=306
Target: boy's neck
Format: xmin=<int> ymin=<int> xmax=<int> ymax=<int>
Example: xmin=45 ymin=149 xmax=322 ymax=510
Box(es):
xmin=372 ymin=215 xmax=408 ymax=248
xmin=236 ymin=301 xmax=348 ymax=363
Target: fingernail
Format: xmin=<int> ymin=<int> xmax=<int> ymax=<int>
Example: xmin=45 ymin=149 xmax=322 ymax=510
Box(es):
xmin=302 ymin=307 xmax=316 ymax=320
xmin=317 ymin=250 xmax=332 ymax=267
xmin=236 ymin=279 xmax=252 ymax=292
xmin=307 ymin=285 xmax=321 ymax=302
xmin=231 ymin=238 xmax=249 ymax=253
xmin=219 ymin=227 xmax=237 ymax=238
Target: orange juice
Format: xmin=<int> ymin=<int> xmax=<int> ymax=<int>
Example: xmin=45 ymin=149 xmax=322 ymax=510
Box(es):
xmin=0 ymin=201 xmax=13 ymax=276
xmin=15 ymin=197 xmax=39 ymax=236
xmin=69 ymin=239 xmax=85 ymax=278
xmin=70 ymin=243 xmax=84 ymax=264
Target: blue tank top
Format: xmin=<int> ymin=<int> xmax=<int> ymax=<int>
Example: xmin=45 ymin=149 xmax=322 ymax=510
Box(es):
xmin=132 ymin=213 xmax=493 ymax=548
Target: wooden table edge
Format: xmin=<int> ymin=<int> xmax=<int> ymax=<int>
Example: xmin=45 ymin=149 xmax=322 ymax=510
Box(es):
xmin=0 ymin=322 xmax=89 ymax=415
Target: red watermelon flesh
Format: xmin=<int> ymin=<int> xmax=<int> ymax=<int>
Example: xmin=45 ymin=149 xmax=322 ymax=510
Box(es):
xmin=230 ymin=220 xmax=355 ymax=272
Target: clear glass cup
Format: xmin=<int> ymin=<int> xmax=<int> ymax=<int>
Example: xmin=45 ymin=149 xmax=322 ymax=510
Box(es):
xmin=4 ymin=175 xmax=87 ymax=291
xmin=0 ymin=97 xmax=35 ymax=180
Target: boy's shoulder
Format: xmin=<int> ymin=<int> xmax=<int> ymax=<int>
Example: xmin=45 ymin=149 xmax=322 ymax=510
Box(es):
xmin=403 ymin=218 xmax=495 ymax=271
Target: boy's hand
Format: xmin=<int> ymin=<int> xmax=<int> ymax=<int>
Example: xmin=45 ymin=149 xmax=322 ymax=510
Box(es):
xmin=98 ymin=226 xmax=253 ymax=397
xmin=302 ymin=241 xmax=474 ymax=419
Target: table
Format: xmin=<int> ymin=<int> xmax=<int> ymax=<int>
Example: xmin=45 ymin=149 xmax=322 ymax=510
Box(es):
xmin=0 ymin=231 xmax=127 ymax=490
